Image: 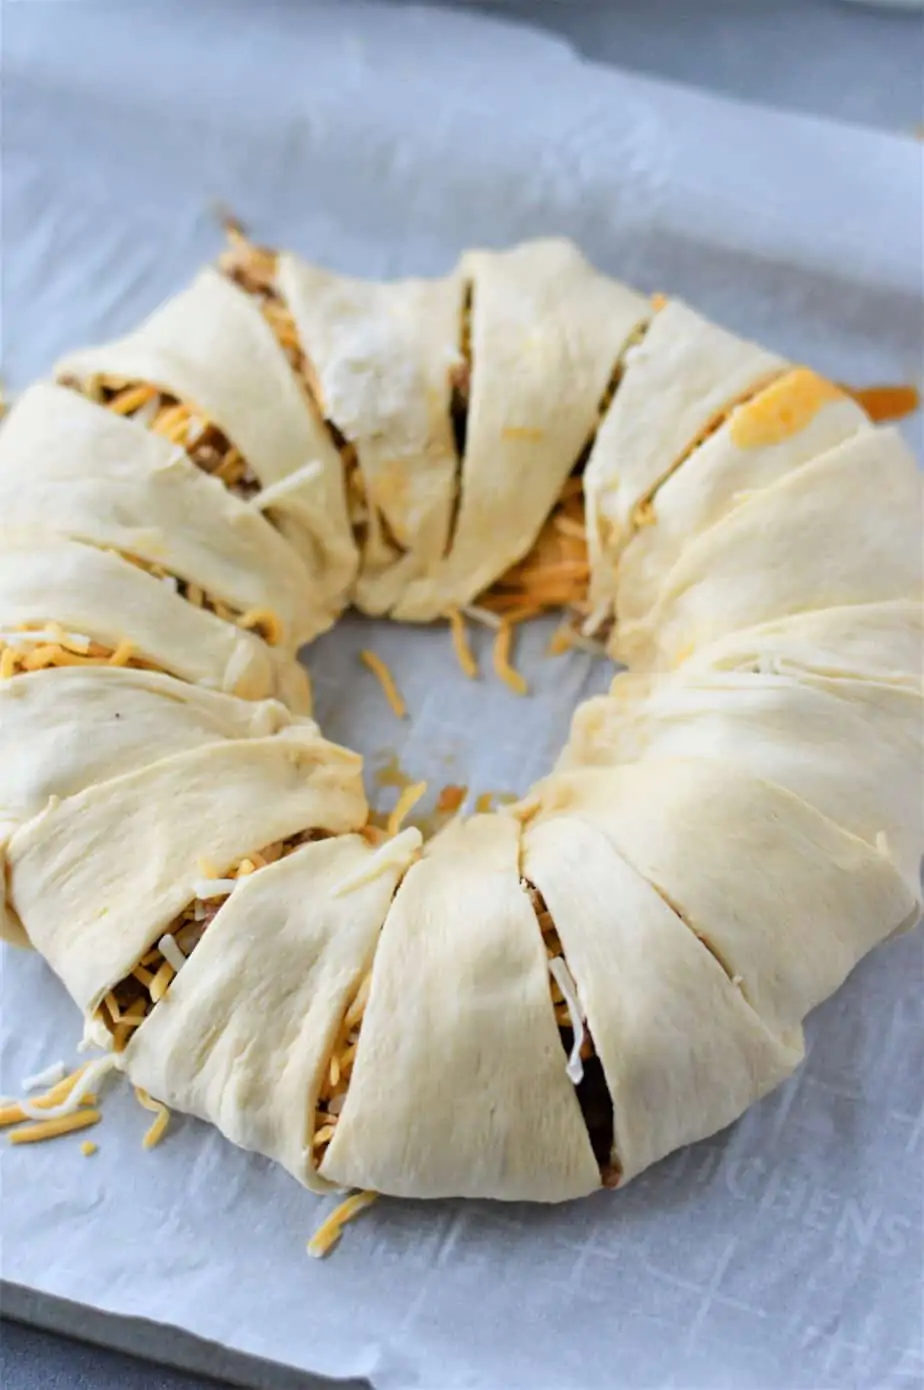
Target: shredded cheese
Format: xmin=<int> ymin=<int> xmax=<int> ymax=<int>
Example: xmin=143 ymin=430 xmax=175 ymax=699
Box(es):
xmin=193 ymin=877 xmax=238 ymax=900
xmin=250 ymin=460 xmax=324 ymax=510
xmin=134 ymin=1086 xmax=171 ymax=1149
xmin=81 ymin=1140 xmax=98 ymax=1157
xmin=436 ymin=784 xmax=467 ymax=814
xmin=492 ymin=620 xmax=528 ymax=696
xmin=331 ymin=827 xmax=423 ymax=898
xmin=8 ymin=1109 xmax=101 ymax=1145
xmin=158 ymin=934 xmax=187 ymax=975
xmin=386 ymin=781 xmax=427 ymax=838
xmin=21 ymin=1060 xmax=67 ymax=1092
xmin=307 ymin=1190 xmax=378 ymax=1258
xmin=4 ymin=1057 xmax=116 ymax=1124
xmin=148 ymin=960 xmax=176 ymax=1004
xmin=360 ymin=649 xmax=407 ymax=718
xmin=845 ymin=383 xmax=920 ymax=424
xmin=239 ymin=607 xmax=284 ymax=646
xmin=548 ymin=957 xmax=586 ymax=1084
xmin=447 ymin=607 xmax=478 ymax=679
xmin=461 ymin=604 xmax=503 ymax=631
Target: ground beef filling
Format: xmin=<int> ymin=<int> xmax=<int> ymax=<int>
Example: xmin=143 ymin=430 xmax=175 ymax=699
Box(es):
xmin=96 ymin=830 xmax=328 ymax=1051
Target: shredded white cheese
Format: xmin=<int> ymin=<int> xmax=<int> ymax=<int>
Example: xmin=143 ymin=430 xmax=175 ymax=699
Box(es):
xmin=251 ymin=460 xmax=324 ymax=511
xmin=157 ymin=933 xmax=187 ymax=974
xmin=192 ymin=877 xmax=238 ymax=900
xmin=160 ymin=574 xmax=180 ymax=593
xmin=548 ymin=956 xmax=586 ymax=1085
xmin=21 ymin=1061 xmax=67 ymax=1092
xmin=15 ymin=1055 xmax=116 ymax=1121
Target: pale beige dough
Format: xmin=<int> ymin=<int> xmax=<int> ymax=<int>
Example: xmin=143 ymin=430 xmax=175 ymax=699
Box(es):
xmin=122 ymin=834 xmax=409 ymax=1192
xmin=561 ymin=667 xmax=924 ymax=891
xmin=397 ymin=239 xmax=651 ymax=617
xmin=523 ymin=815 xmax=804 ymax=1181
xmin=524 ymin=760 xmax=919 ymax=1040
xmin=55 ymin=268 xmax=358 ymax=617
xmin=615 ymin=373 xmax=869 ymax=626
xmin=6 ymin=729 xmax=367 ymax=1013
xmin=320 ymin=814 xmax=601 ymax=1200
xmin=0 ymin=527 xmax=310 ymax=711
xmin=0 ymin=383 xmax=325 ymax=646
xmin=584 ymin=299 xmax=785 ymax=613
xmin=278 ymin=256 xmax=464 ymax=617
xmin=613 ymin=427 xmax=924 ymax=668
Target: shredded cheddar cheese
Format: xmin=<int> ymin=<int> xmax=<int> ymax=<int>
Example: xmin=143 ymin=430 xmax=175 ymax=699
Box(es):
xmin=729 ymin=369 xmax=844 ymax=450
xmin=134 ymin=1086 xmax=171 ymax=1149
xmin=0 ymin=625 xmax=154 ymax=680
xmin=492 ymin=620 xmax=528 ymax=696
xmin=360 ymin=649 xmax=407 ymax=719
xmin=845 ymin=383 xmax=920 ymax=424
xmin=81 ymin=1140 xmax=98 ymax=1157
xmin=386 ymin=781 xmax=427 ymax=838
xmin=502 ymin=425 xmax=545 ymax=442
xmin=436 ymin=784 xmax=467 ymax=814
xmin=64 ymin=374 xmax=261 ymax=498
xmin=447 ymin=607 xmax=478 ymax=679
xmin=97 ymin=831 xmax=327 ymax=1048
xmin=239 ymin=607 xmax=284 ymax=647
xmin=8 ymin=1109 xmax=101 ymax=1145
xmin=307 ymin=1190 xmax=378 ymax=1258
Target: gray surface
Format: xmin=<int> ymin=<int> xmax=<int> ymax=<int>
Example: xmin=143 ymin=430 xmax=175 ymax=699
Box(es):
xmin=395 ymin=0 xmax=924 ymax=131
xmin=1 ymin=1 xmax=920 ymax=1388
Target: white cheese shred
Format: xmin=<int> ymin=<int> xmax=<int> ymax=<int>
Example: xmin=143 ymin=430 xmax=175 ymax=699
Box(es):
xmin=193 ymin=877 xmax=238 ymax=900
xmin=21 ymin=1060 xmax=67 ymax=1092
xmin=548 ymin=956 xmax=586 ymax=1085
xmin=251 ymin=460 xmax=324 ymax=511
xmin=15 ymin=1055 xmax=116 ymax=1122
xmin=157 ymin=933 xmax=187 ymax=975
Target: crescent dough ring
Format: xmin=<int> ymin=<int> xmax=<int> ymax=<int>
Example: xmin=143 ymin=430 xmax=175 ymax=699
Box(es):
xmin=3 ymin=234 xmax=922 ymax=1207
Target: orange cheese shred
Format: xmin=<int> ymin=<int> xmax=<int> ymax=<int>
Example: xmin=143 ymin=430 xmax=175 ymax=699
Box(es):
xmin=492 ymin=620 xmax=528 ymax=696
xmin=134 ymin=1086 xmax=171 ymax=1149
xmin=844 ymin=383 xmax=920 ymax=424
xmin=307 ymin=1190 xmax=378 ymax=1258
xmin=8 ymin=1109 xmax=101 ymax=1145
xmin=386 ymin=781 xmax=427 ymax=838
xmin=447 ymin=607 xmax=478 ymax=679
xmin=360 ymin=650 xmax=407 ymax=719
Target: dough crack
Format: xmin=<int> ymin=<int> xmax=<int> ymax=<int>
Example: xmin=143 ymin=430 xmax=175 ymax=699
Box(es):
xmin=96 ymin=829 xmax=329 ymax=1051
xmin=523 ymin=880 xmax=620 ymax=1189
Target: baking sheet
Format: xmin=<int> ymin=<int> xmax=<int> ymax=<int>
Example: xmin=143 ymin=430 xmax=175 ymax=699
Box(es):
xmin=1 ymin=3 xmax=923 ymax=1387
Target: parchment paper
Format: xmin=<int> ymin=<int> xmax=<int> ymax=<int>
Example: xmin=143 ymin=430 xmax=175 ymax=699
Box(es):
xmin=1 ymin=4 xmax=922 ymax=1388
